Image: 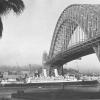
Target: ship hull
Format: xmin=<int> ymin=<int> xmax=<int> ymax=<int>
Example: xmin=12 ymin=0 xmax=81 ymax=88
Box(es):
xmin=1 ymin=80 xmax=98 ymax=88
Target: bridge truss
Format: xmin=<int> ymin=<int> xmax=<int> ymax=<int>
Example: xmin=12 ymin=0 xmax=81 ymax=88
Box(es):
xmin=45 ymin=4 xmax=100 ymax=75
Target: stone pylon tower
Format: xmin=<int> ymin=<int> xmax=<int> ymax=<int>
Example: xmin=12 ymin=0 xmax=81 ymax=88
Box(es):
xmin=42 ymin=51 xmax=50 ymax=76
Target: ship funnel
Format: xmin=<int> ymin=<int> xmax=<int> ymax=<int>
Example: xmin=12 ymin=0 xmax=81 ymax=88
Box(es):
xmin=54 ymin=69 xmax=58 ymax=77
xmin=43 ymin=69 xmax=47 ymax=77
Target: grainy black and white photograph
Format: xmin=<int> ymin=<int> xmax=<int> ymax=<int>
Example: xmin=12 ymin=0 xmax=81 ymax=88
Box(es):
xmin=0 ymin=0 xmax=100 ymax=100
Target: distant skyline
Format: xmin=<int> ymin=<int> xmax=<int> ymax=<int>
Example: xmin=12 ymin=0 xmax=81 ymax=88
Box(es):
xmin=0 ymin=0 xmax=100 ymax=72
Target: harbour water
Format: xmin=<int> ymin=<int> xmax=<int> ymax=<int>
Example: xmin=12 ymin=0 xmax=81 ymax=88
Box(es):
xmin=0 ymin=83 xmax=100 ymax=100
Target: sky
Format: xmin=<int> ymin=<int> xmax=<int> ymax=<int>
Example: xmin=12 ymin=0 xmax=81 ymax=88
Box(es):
xmin=0 ymin=0 xmax=100 ymax=72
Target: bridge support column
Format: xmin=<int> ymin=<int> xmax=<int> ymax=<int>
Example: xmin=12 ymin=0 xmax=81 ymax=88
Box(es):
xmin=61 ymin=65 xmax=64 ymax=76
xmin=49 ymin=66 xmax=54 ymax=77
xmin=59 ymin=65 xmax=63 ymax=76
xmin=93 ymin=42 xmax=100 ymax=62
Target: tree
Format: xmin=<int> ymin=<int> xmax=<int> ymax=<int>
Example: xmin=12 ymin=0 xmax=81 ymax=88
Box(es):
xmin=0 ymin=0 xmax=25 ymax=37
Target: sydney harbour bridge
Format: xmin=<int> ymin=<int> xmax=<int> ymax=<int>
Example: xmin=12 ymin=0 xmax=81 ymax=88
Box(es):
xmin=44 ymin=4 xmax=100 ymax=75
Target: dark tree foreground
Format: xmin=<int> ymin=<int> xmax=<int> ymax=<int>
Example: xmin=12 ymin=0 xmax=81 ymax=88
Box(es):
xmin=0 ymin=0 xmax=25 ymax=37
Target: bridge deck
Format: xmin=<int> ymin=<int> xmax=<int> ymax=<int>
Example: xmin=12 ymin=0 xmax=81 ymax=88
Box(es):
xmin=46 ymin=34 xmax=100 ymax=66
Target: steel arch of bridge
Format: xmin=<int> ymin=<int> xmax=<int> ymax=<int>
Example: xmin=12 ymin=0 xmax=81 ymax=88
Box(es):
xmin=49 ymin=4 xmax=100 ymax=59
xmin=49 ymin=4 xmax=100 ymax=57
